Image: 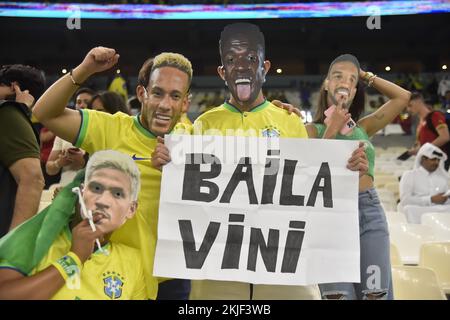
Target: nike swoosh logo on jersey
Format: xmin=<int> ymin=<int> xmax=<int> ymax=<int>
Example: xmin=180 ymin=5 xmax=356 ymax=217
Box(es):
xmin=132 ymin=154 xmax=151 ymax=161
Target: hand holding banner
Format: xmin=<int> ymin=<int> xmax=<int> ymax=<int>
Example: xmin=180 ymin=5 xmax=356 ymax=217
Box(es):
xmin=154 ymin=135 xmax=360 ymax=285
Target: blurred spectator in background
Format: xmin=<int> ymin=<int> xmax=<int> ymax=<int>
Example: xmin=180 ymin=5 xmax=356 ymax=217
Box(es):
xmin=384 ymin=94 xmax=412 ymax=135
xmin=426 ymin=75 xmax=439 ymax=106
xmin=90 ymin=91 xmax=130 ymax=115
xmin=394 ymin=73 xmax=408 ymax=88
xmin=46 ymin=143 xmax=86 ymax=187
xmin=438 ymin=75 xmax=450 ymax=101
xmin=179 ymin=92 xmax=194 ymax=129
xmin=108 ymin=72 xmax=128 ymax=103
xmin=0 ymin=64 xmax=46 ymax=236
xmin=398 ymin=112 xmax=412 ymax=135
xmin=407 ymin=92 xmax=450 ymax=170
xmin=399 ymin=143 xmax=450 ymax=223
xmin=409 ymin=74 xmax=424 ymax=92
xmin=45 ymin=87 xmax=94 ymax=187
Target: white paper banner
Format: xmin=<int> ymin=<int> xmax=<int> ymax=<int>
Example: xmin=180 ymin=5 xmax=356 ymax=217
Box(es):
xmin=154 ymin=135 xmax=360 ymax=285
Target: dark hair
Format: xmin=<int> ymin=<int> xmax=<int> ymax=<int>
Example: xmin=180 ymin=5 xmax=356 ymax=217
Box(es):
xmin=327 ymin=54 xmax=360 ymax=77
xmin=410 ymin=91 xmax=424 ymax=101
xmin=127 ymin=96 xmax=141 ymax=111
xmin=89 ymin=91 xmax=129 ymax=115
xmin=75 ymin=87 xmax=96 ymax=98
xmin=0 ymin=64 xmax=46 ymax=99
xmin=219 ymin=23 xmax=265 ymax=60
xmin=138 ymin=57 xmax=154 ymax=88
xmin=314 ymin=81 xmax=366 ymax=124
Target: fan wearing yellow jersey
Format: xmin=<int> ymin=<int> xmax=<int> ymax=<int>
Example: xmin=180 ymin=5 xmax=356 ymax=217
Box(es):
xmin=192 ymin=22 xmax=316 ymax=300
xmin=32 ymin=47 xmax=193 ymax=299
xmin=193 ymin=22 xmax=306 ymax=139
xmin=152 ymin=23 xmax=368 ymax=300
xmin=0 ymin=150 xmax=146 ymax=299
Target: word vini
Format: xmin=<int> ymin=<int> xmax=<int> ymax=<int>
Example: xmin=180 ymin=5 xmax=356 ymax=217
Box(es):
xmin=179 ymin=214 xmax=306 ymax=273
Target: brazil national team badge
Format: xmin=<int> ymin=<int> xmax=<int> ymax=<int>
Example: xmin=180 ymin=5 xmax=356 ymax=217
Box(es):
xmin=262 ymin=125 xmax=280 ymax=137
xmin=103 ymin=271 xmax=124 ymax=299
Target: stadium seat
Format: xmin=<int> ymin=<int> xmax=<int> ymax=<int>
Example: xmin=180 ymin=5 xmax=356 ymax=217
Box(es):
xmin=384 ymin=182 xmax=400 ymax=201
xmin=419 ymin=242 xmax=450 ymax=294
xmin=385 ymin=211 xmax=407 ymax=226
xmin=421 ymin=213 xmax=450 ymax=241
xmin=377 ymin=188 xmax=397 ymax=204
xmin=392 ymin=266 xmax=446 ymax=300
xmin=374 ymin=175 xmax=399 ymax=188
xmin=375 ymin=166 xmax=396 ymax=175
xmin=386 ymin=146 xmax=407 ymax=154
xmin=383 ymin=124 xmax=405 ymax=136
xmin=381 ymin=201 xmax=397 ymax=212
xmin=389 ymin=223 xmax=435 ymax=265
xmin=390 ymin=243 xmax=402 ymax=266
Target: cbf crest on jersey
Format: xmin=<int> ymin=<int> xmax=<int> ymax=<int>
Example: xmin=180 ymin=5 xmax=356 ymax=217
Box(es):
xmin=261 ymin=125 xmax=280 ymax=137
xmin=103 ymin=271 xmax=124 ymax=299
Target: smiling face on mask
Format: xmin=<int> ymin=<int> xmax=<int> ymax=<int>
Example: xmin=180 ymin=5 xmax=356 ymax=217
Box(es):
xmin=138 ymin=66 xmax=189 ymax=136
xmin=218 ymin=33 xmax=270 ymax=110
xmin=325 ymin=61 xmax=359 ymax=109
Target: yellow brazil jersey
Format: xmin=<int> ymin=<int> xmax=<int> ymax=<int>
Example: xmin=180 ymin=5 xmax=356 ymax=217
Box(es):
xmin=173 ymin=118 xmax=193 ymax=134
xmin=32 ymin=227 xmax=146 ymax=300
xmin=179 ymin=112 xmax=193 ymax=126
xmin=74 ymin=109 xmax=185 ymax=299
xmin=190 ymin=100 xmax=312 ymax=300
xmin=193 ymin=100 xmax=308 ymax=138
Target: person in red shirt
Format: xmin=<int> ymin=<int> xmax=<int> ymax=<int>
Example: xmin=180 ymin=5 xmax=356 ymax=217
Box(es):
xmin=408 ymin=92 xmax=450 ymax=170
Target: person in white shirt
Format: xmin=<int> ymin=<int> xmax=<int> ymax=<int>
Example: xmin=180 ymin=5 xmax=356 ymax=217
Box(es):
xmin=438 ymin=75 xmax=450 ymax=99
xmin=46 ymin=137 xmax=86 ymax=186
xmin=399 ymin=143 xmax=450 ymax=223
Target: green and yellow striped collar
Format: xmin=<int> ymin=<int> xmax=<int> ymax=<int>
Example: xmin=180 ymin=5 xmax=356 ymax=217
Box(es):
xmin=223 ymin=100 xmax=270 ymax=114
xmin=133 ymin=113 xmax=157 ymax=139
